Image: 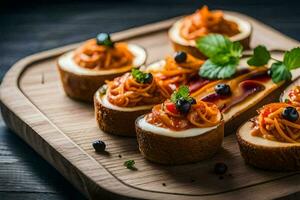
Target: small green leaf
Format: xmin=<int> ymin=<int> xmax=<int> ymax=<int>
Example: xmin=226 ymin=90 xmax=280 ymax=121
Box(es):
xmin=196 ymin=34 xmax=242 ymax=79
xmin=124 ymin=160 xmax=136 ymax=170
xmin=131 ymin=68 xmax=152 ymax=83
xmin=229 ymin=42 xmax=243 ymax=58
xmin=170 ymin=85 xmax=190 ymax=103
xmin=283 ymin=47 xmax=300 ymax=70
xmin=199 ymin=60 xmax=237 ymax=79
xmin=196 ymin=34 xmax=231 ymax=58
xmin=270 ymin=62 xmax=292 ymax=83
xmin=247 ymin=45 xmax=271 ymax=66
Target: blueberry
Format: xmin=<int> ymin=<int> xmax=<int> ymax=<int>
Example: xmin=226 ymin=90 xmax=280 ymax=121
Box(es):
xmin=214 ymin=162 xmax=228 ymax=175
xmin=96 ymin=33 xmax=114 ymax=47
xmin=176 ymin=98 xmax=191 ymax=114
xmin=92 ymin=140 xmax=106 ymax=152
xmin=282 ymin=107 xmax=299 ymax=122
xmin=144 ymin=73 xmax=153 ymax=84
xmin=215 ymin=84 xmax=231 ymax=96
xmin=174 ymin=51 xmax=187 ymax=63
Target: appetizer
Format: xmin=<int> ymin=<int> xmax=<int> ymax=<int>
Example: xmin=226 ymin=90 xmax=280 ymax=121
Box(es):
xmin=94 ymin=68 xmax=164 ymax=136
xmin=58 ymin=33 xmax=146 ymax=102
xmin=237 ymin=103 xmax=300 ymax=171
xmin=149 ymin=35 xmax=300 ymax=134
xmin=168 ymin=6 xmax=252 ymax=58
xmin=136 ymin=86 xmax=224 ymax=165
xmin=145 ymin=51 xmax=204 ymax=98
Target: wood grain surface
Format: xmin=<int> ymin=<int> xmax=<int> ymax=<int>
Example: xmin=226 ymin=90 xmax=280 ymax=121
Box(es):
xmin=1 ymin=8 xmax=300 ymax=200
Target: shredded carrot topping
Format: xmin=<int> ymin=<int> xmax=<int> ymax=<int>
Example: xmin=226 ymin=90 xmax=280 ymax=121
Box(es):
xmin=149 ymin=55 xmax=204 ymax=98
xmin=251 ymin=103 xmax=300 ymax=143
xmin=180 ymin=6 xmax=240 ymax=40
xmin=106 ymin=73 xmax=163 ymax=107
xmin=73 ymin=39 xmax=134 ymax=70
xmin=145 ymin=100 xmax=221 ymax=131
xmin=287 ymin=86 xmax=300 ymax=107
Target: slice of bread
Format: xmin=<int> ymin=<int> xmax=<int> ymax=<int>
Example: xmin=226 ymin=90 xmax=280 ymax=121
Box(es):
xmin=57 ymin=44 xmax=146 ymax=102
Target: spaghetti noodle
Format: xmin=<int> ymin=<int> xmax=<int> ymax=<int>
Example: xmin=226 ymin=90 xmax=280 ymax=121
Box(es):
xmin=151 ymin=55 xmax=204 ymax=98
xmin=73 ymin=39 xmax=133 ymax=70
xmin=180 ymin=6 xmax=240 ymax=40
xmin=106 ymin=72 xmax=163 ymax=107
xmin=146 ymin=100 xmax=221 ymax=131
xmin=252 ymin=103 xmax=300 ymax=143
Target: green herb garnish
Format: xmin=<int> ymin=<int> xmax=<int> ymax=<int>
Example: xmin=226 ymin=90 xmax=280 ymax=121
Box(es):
xmin=131 ymin=68 xmax=153 ymax=84
xmin=196 ymin=34 xmax=243 ymax=79
xmin=197 ymin=34 xmax=300 ymax=83
xmin=124 ymin=160 xmax=136 ymax=170
xmin=96 ymin=33 xmax=114 ymax=47
xmin=170 ymin=85 xmax=194 ymax=104
xmin=248 ymin=47 xmax=300 ymax=83
xmin=247 ymin=45 xmax=271 ymax=66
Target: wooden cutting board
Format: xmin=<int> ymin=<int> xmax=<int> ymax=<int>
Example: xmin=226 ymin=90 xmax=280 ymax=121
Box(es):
xmin=1 ymin=12 xmax=300 ymax=200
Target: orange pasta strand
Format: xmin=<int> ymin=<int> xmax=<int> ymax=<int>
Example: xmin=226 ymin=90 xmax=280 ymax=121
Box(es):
xmin=73 ymin=39 xmax=133 ymax=70
xmin=180 ymin=6 xmax=240 ymax=40
xmin=252 ymin=103 xmax=300 ymax=143
xmin=106 ymin=73 xmax=163 ymax=107
xmin=146 ymin=100 xmax=221 ymax=131
xmin=151 ymin=55 xmax=204 ymax=98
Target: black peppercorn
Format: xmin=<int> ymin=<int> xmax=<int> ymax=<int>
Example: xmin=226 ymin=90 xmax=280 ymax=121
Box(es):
xmin=214 ymin=162 xmax=228 ymax=175
xmin=92 ymin=140 xmax=106 ymax=152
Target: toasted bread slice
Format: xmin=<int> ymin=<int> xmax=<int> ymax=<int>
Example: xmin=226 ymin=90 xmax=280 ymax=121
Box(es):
xmin=57 ymin=44 xmax=146 ymax=102
xmin=168 ymin=14 xmax=252 ymax=58
xmin=94 ymin=89 xmax=154 ymax=137
xmin=135 ymin=115 xmax=224 ymax=165
xmin=237 ymin=119 xmax=300 ymax=171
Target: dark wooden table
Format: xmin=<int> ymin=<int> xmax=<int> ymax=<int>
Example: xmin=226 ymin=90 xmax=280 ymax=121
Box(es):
xmin=0 ymin=0 xmax=299 ymax=199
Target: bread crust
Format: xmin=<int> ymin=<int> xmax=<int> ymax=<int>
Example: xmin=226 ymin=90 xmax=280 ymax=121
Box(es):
xmin=57 ymin=46 xmax=146 ymax=102
xmin=136 ymin=116 xmax=224 ymax=165
xmin=94 ymin=93 xmax=152 ymax=137
xmin=237 ymin=120 xmax=300 ymax=171
xmin=58 ymin=64 xmax=129 ymax=102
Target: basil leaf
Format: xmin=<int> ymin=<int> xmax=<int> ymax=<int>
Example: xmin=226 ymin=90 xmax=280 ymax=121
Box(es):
xmin=199 ymin=60 xmax=237 ymax=79
xmin=229 ymin=42 xmax=243 ymax=58
xmin=196 ymin=34 xmax=231 ymax=58
xmin=247 ymin=45 xmax=271 ymax=66
xmin=283 ymin=47 xmax=300 ymax=70
xmin=270 ymin=62 xmax=292 ymax=83
xmin=170 ymin=85 xmax=190 ymax=103
xmin=210 ymin=53 xmax=232 ymax=65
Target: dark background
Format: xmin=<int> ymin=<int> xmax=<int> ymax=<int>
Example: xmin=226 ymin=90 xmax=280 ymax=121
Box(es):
xmin=0 ymin=0 xmax=299 ymax=199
